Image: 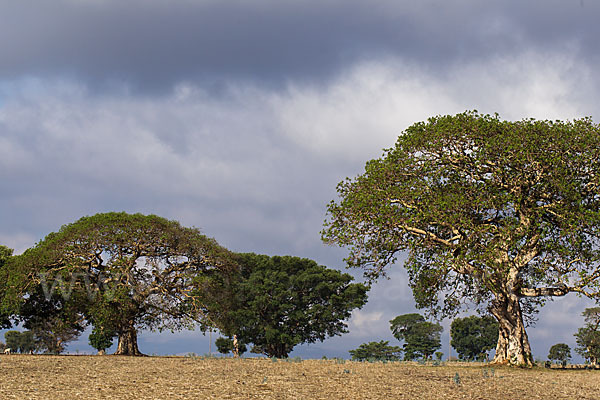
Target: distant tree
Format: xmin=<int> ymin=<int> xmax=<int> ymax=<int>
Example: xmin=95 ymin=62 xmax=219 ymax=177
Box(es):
xmin=200 ymin=253 xmax=369 ymax=358
xmin=450 ymin=315 xmax=499 ymax=361
xmin=18 ymin=331 xmax=36 ymax=353
xmin=349 ymin=340 xmax=402 ymax=361
xmin=547 ymin=343 xmax=571 ymax=365
xmin=215 ymin=336 xmax=247 ymax=356
xmin=390 ymin=313 xmax=442 ymax=360
xmin=575 ymin=327 xmax=600 ymax=365
xmin=88 ymin=326 xmax=116 ymax=354
xmin=322 ymin=112 xmax=600 ymax=366
xmin=4 ymin=331 xmax=21 ymax=352
xmin=0 ymin=245 xmax=14 ymax=328
xmin=4 ymin=330 xmax=36 ymax=353
xmin=1 ymin=212 xmax=236 ymax=356
xmin=575 ymin=307 xmax=600 ymax=365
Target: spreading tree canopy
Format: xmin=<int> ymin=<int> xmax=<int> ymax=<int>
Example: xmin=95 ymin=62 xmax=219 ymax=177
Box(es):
xmin=349 ymin=340 xmax=403 ymax=361
xmin=547 ymin=343 xmax=571 ymax=364
xmin=322 ymin=111 xmax=600 ymax=366
xmin=1 ymin=212 xmax=236 ymax=355
xmin=199 ymin=253 xmax=369 ymax=358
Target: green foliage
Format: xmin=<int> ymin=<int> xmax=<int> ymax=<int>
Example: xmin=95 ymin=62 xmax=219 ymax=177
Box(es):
xmin=4 ymin=330 xmax=36 ymax=353
xmin=453 ymin=372 xmax=461 ymax=385
xmin=450 ymin=315 xmax=499 ymax=361
xmin=2 ymin=212 xmax=235 ymax=355
xmin=0 ymin=245 xmax=12 ymax=268
xmin=201 ymin=253 xmax=368 ymax=358
xmin=88 ymin=325 xmax=116 ymax=352
xmin=348 ymin=340 xmax=402 ymax=361
xmin=547 ymin=343 xmax=571 ymax=363
xmin=323 ymin=112 xmax=600 ymax=365
xmin=18 ymin=284 xmax=86 ymax=354
xmin=390 ymin=313 xmax=442 ymax=360
xmin=0 ymin=245 xmax=15 ymax=328
xmin=4 ymin=330 xmax=21 ymax=351
xmin=215 ymin=336 xmax=247 ymax=356
xmin=18 ymin=331 xmax=36 ymax=353
xmin=575 ymin=307 xmax=600 ymax=365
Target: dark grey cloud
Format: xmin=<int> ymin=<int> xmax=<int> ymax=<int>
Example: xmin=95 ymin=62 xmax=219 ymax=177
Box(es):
xmin=1 ymin=0 xmax=598 ymax=93
xmin=1 ymin=0 xmax=599 ymax=359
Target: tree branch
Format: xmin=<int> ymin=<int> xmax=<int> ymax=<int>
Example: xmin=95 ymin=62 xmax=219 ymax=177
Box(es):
xmin=520 ymin=284 xmax=570 ymax=297
xmin=400 ymin=225 xmax=459 ymax=247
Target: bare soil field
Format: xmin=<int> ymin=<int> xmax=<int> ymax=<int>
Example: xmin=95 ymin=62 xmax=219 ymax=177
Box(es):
xmin=0 ymin=355 xmax=599 ymax=399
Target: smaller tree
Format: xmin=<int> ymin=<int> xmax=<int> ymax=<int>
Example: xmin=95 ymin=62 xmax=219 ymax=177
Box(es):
xmin=390 ymin=313 xmax=442 ymax=360
xmin=18 ymin=331 xmax=36 ymax=354
xmin=349 ymin=340 xmax=402 ymax=361
xmin=4 ymin=331 xmax=21 ymax=352
xmin=215 ymin=336 xmax=247 ymax=356
xmin=575 ymin=308 xmax=600 ymax=365
xmin=89 ymin=326 xmax=116 ymax=354
xmin=4 ymin=330 xmax=36 ymax=353
xmin=451 ymin=315 xmax=499 ymax=361
xmin=548 ymin=343 xmax=571 ymax=365
xmin=201 ymin=254 xmax=369 ymax=358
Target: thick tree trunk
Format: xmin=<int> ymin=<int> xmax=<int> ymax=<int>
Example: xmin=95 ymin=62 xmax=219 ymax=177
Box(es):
xmin=585 ymin=348 xmax=598 ymax=366
xmin=490 ymin=294 xmax=533 ymax=366
xmin=114 ymin=323 xmax=144 ymax=356
xmin=265 ymin=343 xmax=290 ymax=359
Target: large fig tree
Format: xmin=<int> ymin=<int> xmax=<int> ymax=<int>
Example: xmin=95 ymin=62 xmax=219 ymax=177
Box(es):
xmin=2 ymin=212 xmax=235 ymax=355
xmin=322 ymin=111 xmax=600 ymax=366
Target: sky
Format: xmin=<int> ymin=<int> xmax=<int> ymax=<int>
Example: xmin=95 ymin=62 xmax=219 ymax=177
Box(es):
xmin=1 ymin=0 xmax=599 ymax=361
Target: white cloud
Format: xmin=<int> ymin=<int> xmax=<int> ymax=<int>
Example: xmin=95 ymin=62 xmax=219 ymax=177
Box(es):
xmin=273 ymin=61 xmax=458 ymax=163
xmin=268 ymin=50 xmax=596 ymax=175
xmin=348 ymin=310 xmax=384 ymax=338
xmin=1 ymin=49 xmax=599 ymax=358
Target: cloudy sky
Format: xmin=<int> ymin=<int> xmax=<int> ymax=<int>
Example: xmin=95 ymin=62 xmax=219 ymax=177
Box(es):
xmin=1 ymin=0 xmax=599 ymax=360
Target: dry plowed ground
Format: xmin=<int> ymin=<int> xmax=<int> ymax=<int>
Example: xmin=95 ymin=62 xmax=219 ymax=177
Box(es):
xmin=0 ymin=355 xmax=599 ymax=399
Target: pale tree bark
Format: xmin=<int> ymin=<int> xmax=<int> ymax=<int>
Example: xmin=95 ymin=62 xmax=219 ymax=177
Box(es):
xmin=233 ymin=334 xmax=240 ymax=358
xmin=588 ymin=349 xmax=598 ymax=366
xmin=114 ymin=322 xmax=144 ymax=356
xmin=489 ymin=293 xmax=533 ymax=366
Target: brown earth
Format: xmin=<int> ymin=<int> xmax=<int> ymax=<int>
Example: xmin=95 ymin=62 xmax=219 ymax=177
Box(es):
xmin=0 ymin=355 xmax=599 ymax=399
